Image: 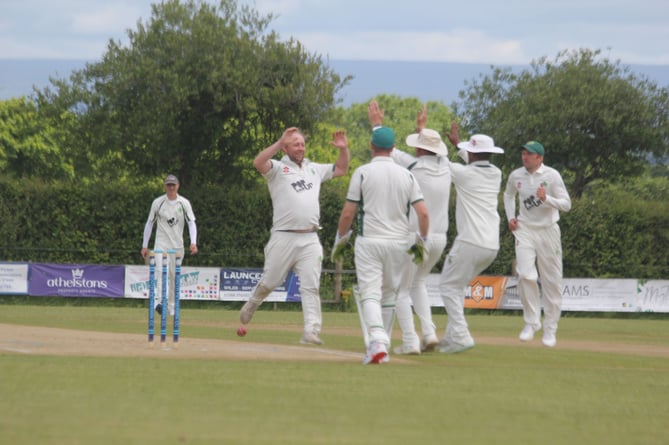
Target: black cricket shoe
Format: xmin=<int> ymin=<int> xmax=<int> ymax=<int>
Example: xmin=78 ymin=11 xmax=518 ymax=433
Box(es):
xmin=155 ymin=303 xmax=162 ymax=315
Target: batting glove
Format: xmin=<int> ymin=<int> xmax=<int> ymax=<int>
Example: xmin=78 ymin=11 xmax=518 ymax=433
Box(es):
xmin=407 ymin=232 xmax=429 ymax=265
xmin=331 ymin=230 xmax=352 ymax=262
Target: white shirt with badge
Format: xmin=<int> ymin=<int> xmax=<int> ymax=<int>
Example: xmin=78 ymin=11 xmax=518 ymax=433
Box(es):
xmin=264 ymin=156 xmax=334 ymax=231
xmin=504 ymin=164 xmax=572 ymax=229
xmin=146 ymin=195 xmax=196 ymax=249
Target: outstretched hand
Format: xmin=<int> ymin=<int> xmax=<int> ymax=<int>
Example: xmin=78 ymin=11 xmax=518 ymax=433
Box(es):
xmin=279 ymin=127 xmax=300 ymax=147
xmin=445 ymin=121 xmax=460 ymax=146
xmin=416 ymin=104 xmax=427 ymax=132
xmin=368 ymin=100 xmax=384 ymax=127
xmin=330 ymin=130 xmax=348 ymax=150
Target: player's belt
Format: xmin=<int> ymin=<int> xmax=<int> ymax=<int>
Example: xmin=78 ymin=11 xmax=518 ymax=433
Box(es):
xmin=278 ymin=228 xmax=319 ymax=233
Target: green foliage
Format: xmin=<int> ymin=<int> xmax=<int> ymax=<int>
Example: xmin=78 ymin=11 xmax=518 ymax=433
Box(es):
xmin=332 ymin=94 xmax=457 ymax=166
xmin=2 ymin=172 xmax=665 ymax=278
xmin=0 ymin=178 xmax=157 ymax=264
xmin=561 ymin=178 xmax=669 ymax=278
xmin=0 ymin=97 xmax=74 ymax=180
xmin=33 ymin=0 xmax=349 ymax=185
xmin=456 ymin=48 xmax=669 ymax=197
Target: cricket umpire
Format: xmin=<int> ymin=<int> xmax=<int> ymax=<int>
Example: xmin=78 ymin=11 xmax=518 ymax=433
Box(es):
xmin=240 ymin=127 xmax=350 ymax=345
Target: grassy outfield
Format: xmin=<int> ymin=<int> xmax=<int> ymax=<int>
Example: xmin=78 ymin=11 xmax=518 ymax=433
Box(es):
xmin=0 ymin=304 xmax=668 ymax=445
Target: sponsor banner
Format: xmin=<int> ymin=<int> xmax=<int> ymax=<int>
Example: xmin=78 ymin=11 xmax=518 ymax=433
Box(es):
xmin=220 ymin=268 xmax=301 ymax=302
xmin=124 ymin=265 xmax=220 ymax=300
xmin=29 ymin=263 xmax=124 ymax=298
xmin=465 ymin=276 xmax=509 ymax=309
xmin=0 ymin=262 xmax=29 ymax=295
xmin=424 ymin=274 xmax=508 ymax=309
xmin=635 ymin=280 xmax=669 ymax=313
xmin=426 ymin=275 xmax=669 ymax=313
xmin=556 ymin=278 xmax=669 ymax=313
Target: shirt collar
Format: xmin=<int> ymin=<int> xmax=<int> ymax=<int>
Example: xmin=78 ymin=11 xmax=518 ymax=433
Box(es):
xmin=525 ymin=163 xmax=546 ymax=175
xmin=371 ymin=156 xmax=394 ymax=163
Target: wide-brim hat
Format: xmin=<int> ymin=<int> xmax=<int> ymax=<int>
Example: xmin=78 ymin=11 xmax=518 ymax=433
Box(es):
xmin=405 ymin=129 xmax=447 ymax=156
xmin=457 ymin=134 xmax=504 ymax=154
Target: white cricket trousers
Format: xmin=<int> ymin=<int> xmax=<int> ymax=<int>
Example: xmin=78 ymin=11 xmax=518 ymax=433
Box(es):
xmin=250 ymin=231 xmax=323 ymax=335
xmin=394 ymin=235 xmax=447 ymax=347
xmin=439 ymin=240 xmax=498 ymax=344
xmin=354 ymin=236 xmax=408 ymax=346
xmin=153 ymin=248 xmax=184 ymax=315
xmin=513 ymin=223 xmax=563 ymax=334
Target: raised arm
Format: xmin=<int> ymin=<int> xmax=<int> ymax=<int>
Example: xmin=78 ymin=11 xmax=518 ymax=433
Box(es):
xmin=368 ymin=100 xmax=384 ymax=128
xmin=330 ymin=130 xmax=350 ymax=178
xmin=416 ymin=104 xmax=427 ymax=133
xmin=253 ymin=127 xmax=299 ymax=174
xmin=444 ymin=121 xmax=460 ymax=146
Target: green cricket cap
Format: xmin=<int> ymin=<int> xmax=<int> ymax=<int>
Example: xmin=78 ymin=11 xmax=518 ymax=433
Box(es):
xmin=371 ymin=127 xmax=395 ymax=150
xmin=522 ymin=141 xmax=545 ymax=156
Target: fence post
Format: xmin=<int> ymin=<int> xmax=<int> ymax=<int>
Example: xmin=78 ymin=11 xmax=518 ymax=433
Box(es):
xmin=333 ymin=260 xmax=343 ymax=303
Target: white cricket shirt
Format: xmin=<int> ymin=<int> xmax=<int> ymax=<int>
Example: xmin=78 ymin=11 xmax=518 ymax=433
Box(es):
xmin=504 ymin=164 xmax=572 ymax=229
xmin=450 ymin=159 xmax=502 ymax=250
xmin=346 ymin=156 xmax=424 ymax=240
xmin=391 ymin=149 xmax=451 ymax=236
xmin=264 ymin=156 xmax=334 ymax=231
xmin=146 ymin=195 xmax=196 ymax=249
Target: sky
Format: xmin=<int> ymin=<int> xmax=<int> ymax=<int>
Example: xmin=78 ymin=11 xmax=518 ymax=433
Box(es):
xmin=1 ymin=0 xmax=669 ymax=66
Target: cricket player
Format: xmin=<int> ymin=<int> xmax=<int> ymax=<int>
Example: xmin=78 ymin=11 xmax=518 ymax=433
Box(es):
xmin=504 ymin=141 xmax=572 ymax=347
xmin=141 ymin=174 xmax=198 ymax=316
xmin=240 ymin=127 xmax=350 ymax=345
xmin=369 ymin=101 xmax=451 ymax=355
xmin=437 ymin=128 xmax=504 ymax=354
xmin=334 ymin=117 xmax=429 ymax=364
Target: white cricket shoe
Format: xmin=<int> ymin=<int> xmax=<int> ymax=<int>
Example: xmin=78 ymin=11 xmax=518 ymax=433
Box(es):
xmin=542 ymin=332 xmax=557 ymax=348
xmin=437 ymin=338 xmax=475 ymax=354
xmin=363 ymin=341 xmax=388 ymax=365
xmin=300 ymin=331 xmax=324 ymax=345
xmin=239 ymin=300 xmax=260 ymax=324
xmin=420 ymin=333 xmax=440 ymax=352
xmin=519 ymin=324 xmax=540 ymax=342
xmin=393 ymin=343 xmax=421 ymax=355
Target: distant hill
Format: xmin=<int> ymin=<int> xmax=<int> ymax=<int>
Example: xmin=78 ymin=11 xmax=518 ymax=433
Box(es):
xmin=2 ymin=58 xmax=668 ymax=107
xmin=0 ymin=59 xmax=88 ymax=99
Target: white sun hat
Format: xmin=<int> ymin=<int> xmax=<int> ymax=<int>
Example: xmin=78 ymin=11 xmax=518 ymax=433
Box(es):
xmin=457 ymin=134 xmax=504 ymax=154
xmin=405 ymin=128 xmax=448 ymax=156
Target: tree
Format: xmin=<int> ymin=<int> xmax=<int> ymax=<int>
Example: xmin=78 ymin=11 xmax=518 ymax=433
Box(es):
xmin=0 ymin=97 xmax=74 ymax=180
xmin=328 ymin=94 xmax=457 ymax=167
xmin=35 ymin=0 xmax=349 ymax=185
xmin=455 ymin=48 xmax=669 ymax=197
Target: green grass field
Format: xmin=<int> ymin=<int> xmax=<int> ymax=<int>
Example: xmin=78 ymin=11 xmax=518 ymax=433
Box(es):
xmin=0 ymin=304 xmax=668 ymax=445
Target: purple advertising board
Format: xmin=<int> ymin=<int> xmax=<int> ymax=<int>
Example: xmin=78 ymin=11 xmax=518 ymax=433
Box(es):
xmin=29 ymin=263 xmax=125 ymax=297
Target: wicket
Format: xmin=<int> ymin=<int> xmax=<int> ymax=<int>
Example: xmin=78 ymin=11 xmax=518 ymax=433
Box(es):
xmin=147 ymin=249 xmax=182 ymax=349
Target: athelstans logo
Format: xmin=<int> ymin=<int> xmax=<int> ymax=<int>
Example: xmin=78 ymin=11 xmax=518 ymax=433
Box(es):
xmin=45 ymin=268 xmax=109 ymax=289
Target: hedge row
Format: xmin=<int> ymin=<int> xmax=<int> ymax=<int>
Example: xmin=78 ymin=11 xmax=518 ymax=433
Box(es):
xmin=0 ymin=177 xmax=667 ymax=278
